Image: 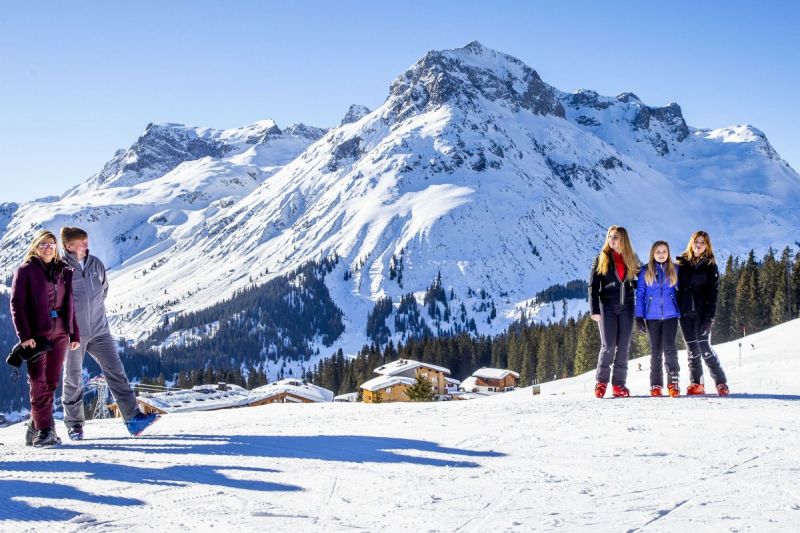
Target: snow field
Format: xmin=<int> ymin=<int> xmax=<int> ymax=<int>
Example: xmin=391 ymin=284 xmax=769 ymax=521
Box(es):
xmin=1 ymin=320 xmax=798 ymax=531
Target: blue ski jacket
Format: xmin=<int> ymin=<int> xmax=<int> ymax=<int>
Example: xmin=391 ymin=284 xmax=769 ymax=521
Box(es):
xmin=635 ymin=262 xmax=680 ymax=320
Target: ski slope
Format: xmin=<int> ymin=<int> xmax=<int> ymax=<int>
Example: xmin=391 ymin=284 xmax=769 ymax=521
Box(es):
xmin=1 ymin=320 xmax=798 ymax=531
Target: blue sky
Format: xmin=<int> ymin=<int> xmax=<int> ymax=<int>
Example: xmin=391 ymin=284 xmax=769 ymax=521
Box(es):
xmin=1 ymin=0 xmax=798 ymax=202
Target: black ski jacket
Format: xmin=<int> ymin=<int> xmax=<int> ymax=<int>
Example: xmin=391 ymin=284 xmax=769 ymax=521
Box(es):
xmin=675 ymin=256 xmax=719 ymax=319
xmin=588 ymin=254 xmax=637 ymax=314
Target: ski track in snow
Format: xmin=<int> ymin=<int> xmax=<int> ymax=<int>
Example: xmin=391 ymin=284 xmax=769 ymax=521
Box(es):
xmin=1 ymin=321 xmax=800 ymax=531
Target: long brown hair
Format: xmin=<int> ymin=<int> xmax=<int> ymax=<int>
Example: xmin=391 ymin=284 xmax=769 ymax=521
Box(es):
xmin=680 ymin=230 xmax=716 ymax=265
xmin=24 ymin=230 xmax=61 ymax=264
xmin=645 ymin=241 xmax=677 ymax=286
xmin=596 ymin=225 xmax=639 ymax=281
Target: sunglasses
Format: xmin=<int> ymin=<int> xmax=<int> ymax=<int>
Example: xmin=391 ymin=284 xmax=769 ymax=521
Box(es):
xmin=37 ymin=243 xmax=57 ymax=249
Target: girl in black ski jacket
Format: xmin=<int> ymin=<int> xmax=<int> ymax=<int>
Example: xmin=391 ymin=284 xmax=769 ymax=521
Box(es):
xmin=588 ymin=225 xmax=640 ymax=398
xmin=675 ymin=230 xmax=729 ymax=396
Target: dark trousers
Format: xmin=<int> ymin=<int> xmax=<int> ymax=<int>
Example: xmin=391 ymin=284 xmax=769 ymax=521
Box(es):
xmin=595 ymin=303 xmax=634 ymax=386
xmin=679 ymin=315 xmax=727 ymax=385
xmin=645 ymin=318 xmax=679 ymax=387
xmin=27 ymin=332 xmax=69 ymax=430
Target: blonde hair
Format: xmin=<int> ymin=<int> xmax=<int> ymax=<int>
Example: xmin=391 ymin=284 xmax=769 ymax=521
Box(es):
xmin=680 ymin=230 xmax=716 ymax=265
xmin=24 ymin=230 xmax=61 ymax=263
xmin=645 ymin=241 xmax=677 ymax=286
xmin=596 ymin=225 xmax=639 ymax=281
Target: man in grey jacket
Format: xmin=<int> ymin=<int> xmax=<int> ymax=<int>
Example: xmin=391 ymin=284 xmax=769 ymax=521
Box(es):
xmin=59 ymin=227 xmax=159 ymax=439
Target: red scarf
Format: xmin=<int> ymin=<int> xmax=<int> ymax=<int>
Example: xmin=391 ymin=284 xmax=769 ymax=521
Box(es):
xmin=613 ymin=251 xmax=626 ymax=281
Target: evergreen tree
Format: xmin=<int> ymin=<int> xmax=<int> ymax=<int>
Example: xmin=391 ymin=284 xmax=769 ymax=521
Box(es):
xmin=405 ymin=374 xmax=435 ymax=402
xmin=714 ymin=255 xmax=737 ymax=342
xmin=573 ymin=316 xmax=600 ymax=375
xmin=770 ymin=247 xmax=793 ymax=326
xmin=535 ymin=331 xmax=558 ymax=383
xmin=734 ymin=251 xmax=761 ymax=337
xmin=793 ymin=252 xmax=800 ymax=317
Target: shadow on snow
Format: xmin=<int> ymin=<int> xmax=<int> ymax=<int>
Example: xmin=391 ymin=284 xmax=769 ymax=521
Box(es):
xmin=0 ymin=479 xmax=144 ymax=522
xmin=0 ymin=434 xmax=502 ymax=521
xmin=68 ymin=434 xmax=505 ymax=468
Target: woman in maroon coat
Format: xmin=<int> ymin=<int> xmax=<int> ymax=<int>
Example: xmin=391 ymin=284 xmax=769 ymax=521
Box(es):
xmin=10 ymin=230 xmax=80 ymax=446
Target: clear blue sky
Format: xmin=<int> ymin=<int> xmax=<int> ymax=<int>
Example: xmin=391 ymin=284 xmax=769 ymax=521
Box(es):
xmin=1 ymin=0 xmax=798 ymax=202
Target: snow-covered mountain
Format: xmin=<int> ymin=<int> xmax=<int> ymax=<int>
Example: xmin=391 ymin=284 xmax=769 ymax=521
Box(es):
xmin=2 ymin=41 xmax=799 ymax=354
xmin=1 ymin=319 xmax=797 ymax=530
xmin=0 ymin=119 xmax=325 ymax=280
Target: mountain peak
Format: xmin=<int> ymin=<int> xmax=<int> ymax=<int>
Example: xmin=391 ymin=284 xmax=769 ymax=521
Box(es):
xmin=340 ymin=104 xmax=371 ymax=126
xmin=284 ymin=123 xmax=328 ymax=140
xmin=387 ymin=43 xmax=565 ymax=122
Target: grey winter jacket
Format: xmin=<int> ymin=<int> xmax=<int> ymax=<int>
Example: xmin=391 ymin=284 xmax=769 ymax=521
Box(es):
xmin=63 ymin=251 xmax=110 ymax=338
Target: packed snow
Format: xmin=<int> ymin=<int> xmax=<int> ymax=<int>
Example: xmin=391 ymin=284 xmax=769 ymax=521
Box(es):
xmin=1 ymin=320 xmax=798 ymax=531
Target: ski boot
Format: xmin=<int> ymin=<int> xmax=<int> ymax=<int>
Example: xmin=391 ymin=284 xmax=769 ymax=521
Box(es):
xmin=716 ymin=383 xmax=730 ymax=396
xmin=126 ymin=412 xmax=161 ymax=436
xmin=594 ymin=382 xmax=607 ymax=399
xmin=686 ymin=383 xmax=705 ymax=396
xmin=667 ymin=383 xmax=680 ymax=398
xmin=67 ymin=424 xmax=84 ymax=441
xmin=33 ymin=428 xmax=62 ymax=447
xmin=612 ymin=385 xmax=630 ymax=398
xmin=650 ymin=385 xmax=663 ymax=397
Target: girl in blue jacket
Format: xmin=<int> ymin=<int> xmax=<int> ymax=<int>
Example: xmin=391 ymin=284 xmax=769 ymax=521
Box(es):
xmin=635 ymin=241 xmax=681 ymax=397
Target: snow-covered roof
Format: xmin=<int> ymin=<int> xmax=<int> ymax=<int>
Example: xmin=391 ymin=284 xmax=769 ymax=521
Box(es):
xmin=472 ymin=368 xmax=520 ymax=380
xmin=333 ymin=392 xmax=359 ymax=402
xmin=138 ymin=384 xmax=251 ymax=413
xmin=460 ymin=376 xmax=480 ymax=391
xmin=445 ymin=377 xmax=461 ymax=385
xmin=373 ymin=359 xmax=450 ymax=377
xmin=360 ymin=375 xmax=417 ymax=392
xmin=250 ymin=379 xmax=334 ymax=403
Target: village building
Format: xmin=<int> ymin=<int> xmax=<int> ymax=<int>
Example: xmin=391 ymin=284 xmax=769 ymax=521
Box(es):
xmin=131 ymin=383 xmax=252 ymax=415
xmin=333 ymin=392 xmax=359 ymax=402
xmin=248 ymin=379 xmax=334 ymax=405
xmin=459 ymin=368 xmax=520 ymax=393
xmin=111 ymin=379 xmax=333 ymax=416
xmin=360 ymin=359 xmax=452 ymax=403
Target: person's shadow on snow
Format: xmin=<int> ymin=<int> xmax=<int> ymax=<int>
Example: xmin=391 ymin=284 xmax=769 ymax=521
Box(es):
xmin=0 ymin=479 xmax=144 ymax=522
xmin=0 ymin=461 xmax=299 ymax=522
xmin=68 ymin=434 xmax=505 ymax=468
xmin=0 ymin=435 xmax=501 ymax=522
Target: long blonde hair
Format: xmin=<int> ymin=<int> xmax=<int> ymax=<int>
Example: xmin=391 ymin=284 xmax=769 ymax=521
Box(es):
xmin=680 ymin=230 xmax=716 ymax=265
xmin=596 ymin=225 xmax=639 ymax=281
xmin=24 ymin=230 xmax=61 ymax=263
xmin=645 ymin=241 xmax=677 ymax=286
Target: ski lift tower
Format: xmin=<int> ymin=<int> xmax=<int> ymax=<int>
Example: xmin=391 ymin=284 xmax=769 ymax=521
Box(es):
xmin=90 ymin=376 xmax=111 ymax=419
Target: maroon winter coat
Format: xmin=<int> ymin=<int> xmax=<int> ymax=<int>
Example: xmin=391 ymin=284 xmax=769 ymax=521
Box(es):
xmin=10 ymin=257 xmax=80 ymax=343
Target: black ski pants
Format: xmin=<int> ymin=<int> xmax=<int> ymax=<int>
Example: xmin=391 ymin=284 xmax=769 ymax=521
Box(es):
xmin=645 ymin=318 xmax=679 ymax=387
xmin=595 ymin=302 xmax=634 ymax=386
xmin=679 ymin=315 xmax=727 ymax=385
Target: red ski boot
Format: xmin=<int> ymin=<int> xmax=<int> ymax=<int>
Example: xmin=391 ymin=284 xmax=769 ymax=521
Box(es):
xmin=667 ymin=383 xmax=680 ymax=397
xmin=595 ymin=382 xmax=607 ymax=399
xmin=686 ymin=383 xmax=705 ymax=396
xmin=612 ymin=385 xmax=630 ymax=398
xmin=650 ymin=385 xmax=663 ymax=397
xmin=716 ymin=383 xmax=730 ymax=396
